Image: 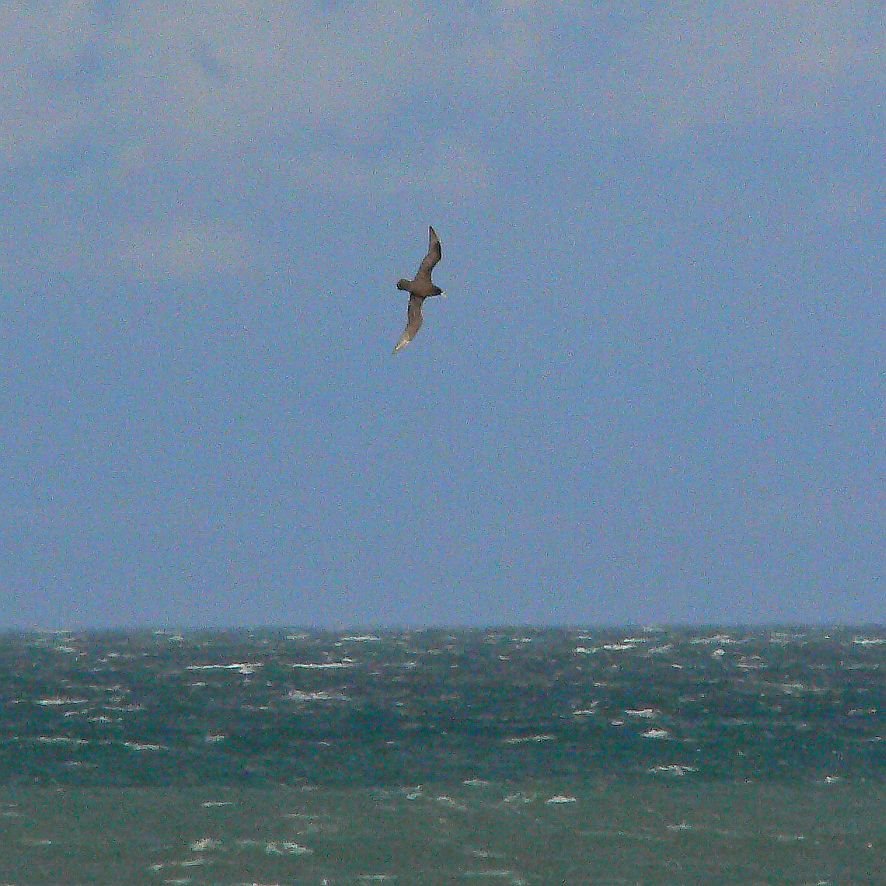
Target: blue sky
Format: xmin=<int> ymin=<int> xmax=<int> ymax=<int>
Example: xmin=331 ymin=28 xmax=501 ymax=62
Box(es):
xmin=1 ymin=2 xmax=882 ymax=628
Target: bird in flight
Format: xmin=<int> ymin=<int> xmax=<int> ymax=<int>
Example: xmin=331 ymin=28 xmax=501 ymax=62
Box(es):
xmin=392 ymin=226 xmax=444 ymax=354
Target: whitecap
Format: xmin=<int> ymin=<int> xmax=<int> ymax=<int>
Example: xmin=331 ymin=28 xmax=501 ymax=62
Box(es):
xmin=502 ymin=792 xmax=536 ymax=804
xmin=264 ymin=841 xmax=313 ymax=855
xmin=736 ymin=656 xmax=765 ymax=670
xmin=502 ymin=734 xmax=555 ymax=744
xmin=287 ymin=689 xmax=350 ymax=702
xmin=642 ymin=729 xmax=671 ymax=740
xmin=545 ymin=795 xmax=577 ymax=804
xmin=769 ymin=631 xmax=805 ymax=645
xmin=624 ymin=708 xmax=657 ymax=718
xmin=648 ymin=765 xmax=697 ymax=775
xmin=35 ymin=697 xmax=89 ymax=706
xmin=185 ymin=663 xmax=262 ymax=675
xmin=435 ymin=795 xmax=467 ymax=810
xmin=291 ymin=661 xmax=353 ymax=669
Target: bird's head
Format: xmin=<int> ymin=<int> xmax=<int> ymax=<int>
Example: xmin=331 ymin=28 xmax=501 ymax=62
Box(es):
xmin=396 ymin=279 xmax=410 ymax=291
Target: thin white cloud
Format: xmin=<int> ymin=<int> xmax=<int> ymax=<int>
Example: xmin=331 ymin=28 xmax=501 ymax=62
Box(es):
xmin=116 ymin=218 xmax=255 ymax=282
xmin=279 ymin=136 xmax=492 ymax=199
xmin=3 ymin=3 xmax=879 ymax=171
xmin=1 ymin=3 xmax=879 ymax=285
xmin=1 ymin=2 xmax=543 ymax=281
xmin=2 ymin=2 xmax=600 ymax=166
xmin=0 ymin=1 xmax=97 ymax=165
xmin=607 ymin=1 xmax=882 ymax=137
xmin=101 ymin=3 xmax=432 ymax=152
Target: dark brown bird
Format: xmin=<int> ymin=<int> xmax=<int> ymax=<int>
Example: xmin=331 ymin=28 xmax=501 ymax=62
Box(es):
xmin=393 ymin=226 xmax=444 ymax=354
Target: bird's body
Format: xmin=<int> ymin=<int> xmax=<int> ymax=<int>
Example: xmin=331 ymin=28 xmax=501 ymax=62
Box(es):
xmin=393 ymin=226 xmax=443 ymax=353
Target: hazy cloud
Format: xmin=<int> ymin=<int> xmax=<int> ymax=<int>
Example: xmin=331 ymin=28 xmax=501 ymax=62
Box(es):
xmin=0 ymin=1 xmax=98 ymax=166
xmin=2 ymin=3 xmax=608 ymax=167
xmin=281 ymin=136 xmax=493 ymax=199
xmin=609 ymin=1 xmax=882 ymax=137
xmin=1 ymin=3 xmax=880 ymax=283
xmin=101 ymin=3 xmax=428 ymax=150
xmin=116 ymin=217 xmax=256 ymax=282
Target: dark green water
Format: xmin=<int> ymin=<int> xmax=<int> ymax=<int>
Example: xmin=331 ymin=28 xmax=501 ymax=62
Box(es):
xmin=0 ymin=627 xmax=882 ymax=883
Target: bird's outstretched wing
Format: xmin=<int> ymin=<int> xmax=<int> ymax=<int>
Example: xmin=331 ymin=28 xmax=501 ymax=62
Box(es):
xmin=393 ymin=295 xmax=424 ymax=354
xmin=415 ymin=226 xmax=441 ymax=283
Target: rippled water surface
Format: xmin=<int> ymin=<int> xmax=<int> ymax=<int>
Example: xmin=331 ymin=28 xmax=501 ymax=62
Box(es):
xmin=0 ymin=627 xmax=881 ymax=882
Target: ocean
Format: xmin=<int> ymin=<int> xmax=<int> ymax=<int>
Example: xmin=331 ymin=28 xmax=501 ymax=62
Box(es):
xmin=0 ymin=627 xmax=881 ymax=884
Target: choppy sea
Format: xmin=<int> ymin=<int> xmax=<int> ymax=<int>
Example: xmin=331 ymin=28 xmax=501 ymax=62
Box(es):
xmin=0 ymin=627 xmax=882 ymax=884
